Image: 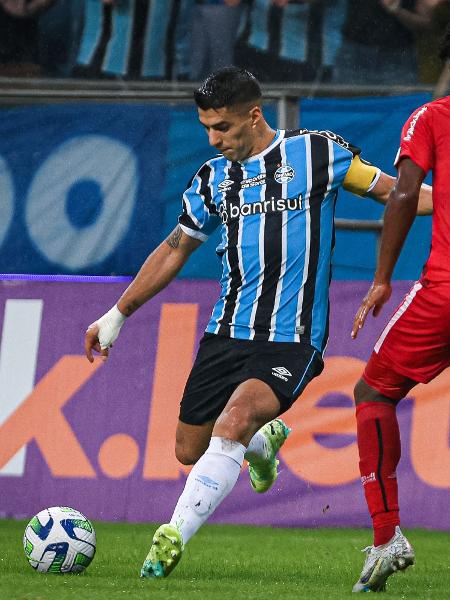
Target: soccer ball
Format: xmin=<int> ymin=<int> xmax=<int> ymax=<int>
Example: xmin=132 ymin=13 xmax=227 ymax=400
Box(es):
xmin=23 ymin=506 xmax=96 ymax=573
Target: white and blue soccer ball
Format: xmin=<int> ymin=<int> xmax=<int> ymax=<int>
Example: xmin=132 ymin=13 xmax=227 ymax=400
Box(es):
xmin=23 ymin=506 xmax=96 ymax=573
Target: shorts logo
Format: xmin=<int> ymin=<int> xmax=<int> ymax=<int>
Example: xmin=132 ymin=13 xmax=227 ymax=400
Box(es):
xmin=274 ymin=165 xmax=295 ymax=184
xmin=272 ymin=366 xmax=292 ymax=382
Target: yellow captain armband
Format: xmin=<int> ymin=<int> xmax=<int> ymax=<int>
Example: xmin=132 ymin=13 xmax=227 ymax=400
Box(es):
xmin=343 ymin=155 xmax=381 ymax=197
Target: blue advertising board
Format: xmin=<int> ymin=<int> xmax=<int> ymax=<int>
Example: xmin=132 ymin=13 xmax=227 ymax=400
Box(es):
xmin=0 ymin=104 xmax=169 ymax=275
xmin=0 ymin=96 xmax=432 ymax=279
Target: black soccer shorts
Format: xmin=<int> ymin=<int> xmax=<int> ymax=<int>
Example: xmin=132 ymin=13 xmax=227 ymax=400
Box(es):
xmin=179 ymin=333 xmax=324 ymax=425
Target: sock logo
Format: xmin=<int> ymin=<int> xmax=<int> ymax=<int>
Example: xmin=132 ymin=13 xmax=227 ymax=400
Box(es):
xmin=361 ymin=472 xmax=376 ymax=486
xmin=195 ymin=475 xmax=219 ymax=490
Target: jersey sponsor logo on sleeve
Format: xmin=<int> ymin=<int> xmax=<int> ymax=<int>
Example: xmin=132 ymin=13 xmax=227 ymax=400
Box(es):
xmin=274 ymin=165 xmax=295 ymax=183
xmin=403 ymin=106 xmax=428 ymax=142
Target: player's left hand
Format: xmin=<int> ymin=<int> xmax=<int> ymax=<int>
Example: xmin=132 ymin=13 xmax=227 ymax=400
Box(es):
xmin=351 ymin=282 xmax=392 ymax=339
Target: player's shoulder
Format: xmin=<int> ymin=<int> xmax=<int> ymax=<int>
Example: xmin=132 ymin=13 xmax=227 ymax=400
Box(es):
xmin=402 ymin=98 xmax=446 ymax=142
xmin=405 ymin=96 xmax=450 ymax=124
xmin=198 ymin=154 xmax=228 ymax=172
xmin=187 ymin=155 xmax=227 ymax=185
xmin=427 ymin=94 xmax=450 ymax=119
xmin=422 ymin=94 xmax=450 ymax=112
xmin=285 ymin=128 xmax=359 ymax=155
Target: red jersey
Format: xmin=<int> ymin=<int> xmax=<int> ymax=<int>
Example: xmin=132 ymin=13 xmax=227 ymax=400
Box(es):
xmin=395 ymin=95 xmax=450 ymax=283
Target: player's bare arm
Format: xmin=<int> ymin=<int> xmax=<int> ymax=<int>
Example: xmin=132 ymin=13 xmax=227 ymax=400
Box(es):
xmin=117 ymin=225 xmax=201 ymax=316
xmin=342 ymin=154 xmax=432 ymax=215
xmin=84 ymin=226 xmax=201 ymax=362
xmin=367 ymin=171 xmax=432 ymax=215
xmin=351 ymin=158 xmax=425 ymax=339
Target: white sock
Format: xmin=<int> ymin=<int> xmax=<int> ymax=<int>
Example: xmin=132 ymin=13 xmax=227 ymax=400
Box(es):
xmin=169 ymin=436 xmax=245 ymax=545
xmin=244 ymin=430 xmax=268 ymax=465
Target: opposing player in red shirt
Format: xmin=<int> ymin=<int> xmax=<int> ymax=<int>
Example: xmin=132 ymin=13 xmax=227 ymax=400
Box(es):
xmin=350 ymin=28 xmax=450 ymax=593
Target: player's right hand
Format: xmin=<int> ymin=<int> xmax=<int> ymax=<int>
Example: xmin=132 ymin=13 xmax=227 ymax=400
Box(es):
xmin=351 ymin=282 xmax=392 ymax=339
xmin=84 ymin=305 xmax=127 ymax=363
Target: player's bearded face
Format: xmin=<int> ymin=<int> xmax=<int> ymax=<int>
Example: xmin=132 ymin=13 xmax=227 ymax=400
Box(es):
xmin=198 ymin=105 xmax=258 ymax=162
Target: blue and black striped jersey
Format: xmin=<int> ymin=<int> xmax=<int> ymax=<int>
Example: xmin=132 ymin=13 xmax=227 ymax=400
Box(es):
xmin=179 ymin=129 xmax=377 ymax=352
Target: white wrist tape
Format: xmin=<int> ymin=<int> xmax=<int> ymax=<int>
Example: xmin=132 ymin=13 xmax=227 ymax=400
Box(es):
xmin=94 ymin=304 xmax=127 ymax=349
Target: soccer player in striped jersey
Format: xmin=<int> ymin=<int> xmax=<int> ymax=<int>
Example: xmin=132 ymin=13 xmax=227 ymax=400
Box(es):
xmin=351 ymin=30 xmax=449 ymax=594
xmin=84 ymin=67 xmax=433 ymax=579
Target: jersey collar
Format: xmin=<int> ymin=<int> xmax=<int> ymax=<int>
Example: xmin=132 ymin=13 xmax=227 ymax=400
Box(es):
xmin=239 ymin=129 xmax=285 ymax=165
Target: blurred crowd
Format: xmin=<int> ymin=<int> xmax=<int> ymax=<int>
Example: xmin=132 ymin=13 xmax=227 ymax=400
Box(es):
xmin=0 ymin=0 xmax=449 ymax=90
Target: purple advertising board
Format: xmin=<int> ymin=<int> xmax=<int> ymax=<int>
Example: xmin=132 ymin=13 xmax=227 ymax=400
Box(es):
xmin=0 ymin=278 xmax=448 ymax=530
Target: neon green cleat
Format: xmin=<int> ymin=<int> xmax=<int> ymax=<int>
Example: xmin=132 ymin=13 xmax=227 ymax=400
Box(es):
xmin=140 ymin=524 xmax=184 ymax=579
xmin=248 ymin=418 xmax=291 ymax=493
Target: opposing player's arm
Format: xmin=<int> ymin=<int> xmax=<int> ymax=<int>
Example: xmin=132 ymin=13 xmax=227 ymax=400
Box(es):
xmin=343 ymin=155 xmax=433 ymax=215
xmin=367 ymin=172 xmax=432 ymax=215
xmin=351 ymin=158 xmax=426 ymax=339
xmin=84 ymin=226 xmax=201 ymax=362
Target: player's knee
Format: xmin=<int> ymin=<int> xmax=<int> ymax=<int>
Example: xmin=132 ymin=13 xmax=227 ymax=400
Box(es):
xmin=175 ymin=445 xmax=201 ymax=466
xmin=214 ymin=404 xmax=257 ymax=443
xmin=354 ymin=378 xmax=368 ymax=405
xmin=354 ymin=377 xmax=392 ymax=405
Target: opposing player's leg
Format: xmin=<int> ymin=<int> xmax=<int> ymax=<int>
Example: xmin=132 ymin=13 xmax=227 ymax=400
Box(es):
xmin=353 ymin=282 xmax=450 ymax=591
xmin=352 ymin=526 xmax=414 ymax=593
xmin=352 ymin=357 xmax=418 ymax=592
xmin=141 ymin=378 xmax=281 ymax=579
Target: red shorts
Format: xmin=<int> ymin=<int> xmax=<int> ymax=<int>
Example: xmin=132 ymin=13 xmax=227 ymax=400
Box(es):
xmin=363 ymin=280 xmax=450 ymax=400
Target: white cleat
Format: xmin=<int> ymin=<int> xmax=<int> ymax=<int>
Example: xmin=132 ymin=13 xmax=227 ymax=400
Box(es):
xmin=352 ymin=526 xmax=415 ymax=593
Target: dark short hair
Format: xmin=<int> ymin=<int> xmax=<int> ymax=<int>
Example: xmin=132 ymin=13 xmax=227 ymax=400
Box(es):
xmin=439 ymin=22 xmax=450 ymax=61
xmin=194 ymin=67 xmax=262 ymax=110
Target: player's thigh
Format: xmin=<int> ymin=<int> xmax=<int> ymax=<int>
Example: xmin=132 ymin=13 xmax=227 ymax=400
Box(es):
xmin=213 ymin=378 xmax=281 ymax=445
xmin=242 ymin=340 xmax=324 ymax=414
xmin=371 ymin=281 xmax=450 ymax=386
xmin=361 ymin=352 xmax=419 ymax=403
xmin=179 ymin=333 xmax=243 ymax=426
xmin=213 ymin=341 xmax=323 ymax=444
